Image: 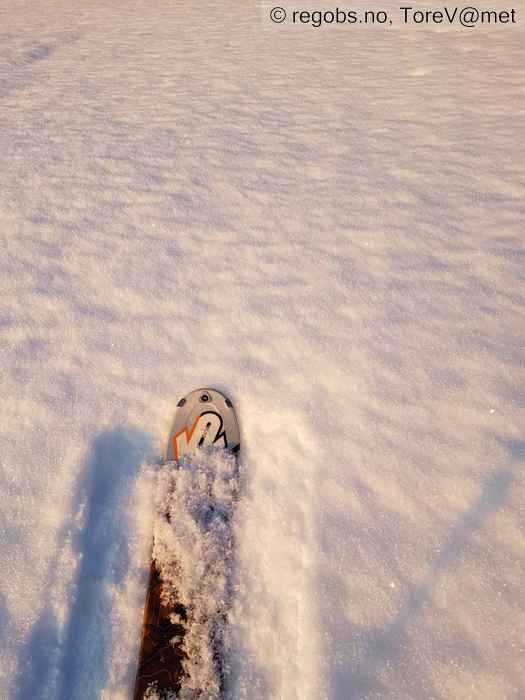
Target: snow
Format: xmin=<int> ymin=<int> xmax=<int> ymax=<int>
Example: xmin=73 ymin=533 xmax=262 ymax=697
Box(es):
xmin=153 ymin=451 xmax=239 ymax=698
xmin=0 ymin=0 xmax=524 ymax=698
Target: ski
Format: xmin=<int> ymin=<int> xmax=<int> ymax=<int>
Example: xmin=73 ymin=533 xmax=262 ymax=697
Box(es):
xmin=134 ymin=388 xmax=240 ymax=700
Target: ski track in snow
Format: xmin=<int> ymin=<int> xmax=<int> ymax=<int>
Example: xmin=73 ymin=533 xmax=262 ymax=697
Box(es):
xmin=1 ymin=0 xmax=524 ymax=698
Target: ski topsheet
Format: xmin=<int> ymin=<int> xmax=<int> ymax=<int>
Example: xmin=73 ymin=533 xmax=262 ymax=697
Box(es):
xmin=134 ymin=389 xmax=240 ymax=700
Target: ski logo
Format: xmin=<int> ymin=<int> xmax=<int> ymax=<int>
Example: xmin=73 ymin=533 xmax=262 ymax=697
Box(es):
xmin=173 ymin=411 xmax=227 ymax=458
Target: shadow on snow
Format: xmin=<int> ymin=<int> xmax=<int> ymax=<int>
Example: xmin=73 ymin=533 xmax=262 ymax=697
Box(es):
xmin=15 ymin=425 xmax=153 ymax=700
xmin=326 ymin=438 xmax=524 ymax=700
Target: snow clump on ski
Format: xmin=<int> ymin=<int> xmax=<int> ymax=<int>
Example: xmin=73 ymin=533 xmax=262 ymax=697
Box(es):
xmin=151 ymin=446 xmax=240 ymax=698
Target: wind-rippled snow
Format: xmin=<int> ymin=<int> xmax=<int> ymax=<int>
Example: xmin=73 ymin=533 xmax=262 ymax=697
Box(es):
xmin=0 ymin=1 xmax=524 ymax=698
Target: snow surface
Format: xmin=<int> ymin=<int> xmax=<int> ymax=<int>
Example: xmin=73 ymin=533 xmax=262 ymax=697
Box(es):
xmin=1 ymin=0 xmax=524 ymax=698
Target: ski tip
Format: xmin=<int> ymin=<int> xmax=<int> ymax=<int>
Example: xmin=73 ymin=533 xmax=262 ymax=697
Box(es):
xmin=178 ymin=388 xmax=234 ymax=410
xmin=194 ymin=388 xmax=236 ymax=411
xmin=167 ymin=388 xmax=239 ymax=461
